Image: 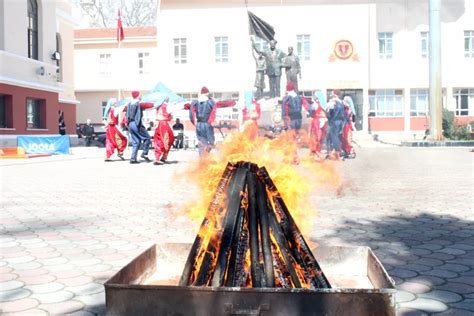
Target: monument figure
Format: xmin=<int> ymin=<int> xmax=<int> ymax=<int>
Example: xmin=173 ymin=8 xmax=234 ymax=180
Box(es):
xmin=252 ymin=37 xmax=286 ymax=98
xmin=283 ymin=46 xmax=301 ymax=93
xmin=252 ymin=48 xmax=266 ymax=99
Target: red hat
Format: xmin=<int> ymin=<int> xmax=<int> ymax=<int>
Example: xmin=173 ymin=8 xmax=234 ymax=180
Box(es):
xmin=286 ymin=82 xmax=295 ymax=91
xmin=132 ymin=91 xmax=140 ymax=98
xmin=200 ymin=86 xmax=209 ymax=94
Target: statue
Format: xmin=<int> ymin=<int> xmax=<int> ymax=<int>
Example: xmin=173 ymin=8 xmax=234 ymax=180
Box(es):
xmin=283 ymin=46 xmax=301 ymax=93
xmin=252 ymin=48 xmax=266 ymax=100
xmin=252 ymin=37 xmax=286 ymax=98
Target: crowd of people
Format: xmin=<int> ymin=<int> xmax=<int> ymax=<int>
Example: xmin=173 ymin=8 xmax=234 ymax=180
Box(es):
xmin=99 ymin=84 xmax=355 ymax=164
xmin=269 ymin=83 xmax=355 ymax=161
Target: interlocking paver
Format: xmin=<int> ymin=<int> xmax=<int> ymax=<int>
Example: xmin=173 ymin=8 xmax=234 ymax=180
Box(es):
xmin=25 ymin=282 xmax=65 ymax=294
xmin=400 ymin=298 xmax=449 ymax=313
xmin=449 ymin=299 xmax=474 ymax=312
xmin=0 ymin=288 xmax=31 ymax=302
xmin=19 ymin=274 xmax=56 ymax=285
xmin=0 ymin=280 xmax=24 ymax=291
xmin=419 ymin=290 xmax=464 ymax=303
xmin=0 ymin=298 xmax=40 ymax=312
xmin=31 ymin=290 xmax=74 ymax=304
xmin=397 ymin=282 xmax=431 ymax=294
xmin=396 ymin=290 xmax=416 ymax=303
xmin=1 ymin=146 xmax=472 ymax=315
xmin=38 ymin=300 xmax=84 ymax=315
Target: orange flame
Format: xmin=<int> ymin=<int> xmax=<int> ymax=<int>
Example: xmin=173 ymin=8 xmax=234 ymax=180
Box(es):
xmin=184 ymin=124 xmax=341 ymax=235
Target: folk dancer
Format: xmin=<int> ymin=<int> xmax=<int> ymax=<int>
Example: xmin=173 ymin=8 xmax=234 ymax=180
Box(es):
xmin=189 ymin=86 xmax=217 ymax=156
xmin=241 ymin=91 xmax=261 ymax=140
xmin=281 ymin=82 xmax=308 ymax=163
xmin=153 ymin=98 xmax=175 ymax=165
xmin=126 ymin=90 xmax=154 ymax=164
xmin=307 ymin=92 xmax=328 ymax=159
xmin=341 ymin=96 xmax=356 ymax=159
xmin=103 ymin=98 xmax=128 ymax=161
xmin=326 ymin=93 xmax=345 ymax=160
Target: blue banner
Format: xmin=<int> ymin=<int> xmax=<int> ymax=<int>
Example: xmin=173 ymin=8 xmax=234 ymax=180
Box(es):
xmin=18 ymin=135 xmax=70 ymax=155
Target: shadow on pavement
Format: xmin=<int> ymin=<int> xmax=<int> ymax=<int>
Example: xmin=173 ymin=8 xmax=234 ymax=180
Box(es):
xmin=315 ymin=212 xmax=474 ymax=314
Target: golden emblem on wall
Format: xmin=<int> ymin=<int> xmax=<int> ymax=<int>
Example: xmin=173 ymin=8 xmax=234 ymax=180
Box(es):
xmin=329 ymin=40 xmax=360 ymax=62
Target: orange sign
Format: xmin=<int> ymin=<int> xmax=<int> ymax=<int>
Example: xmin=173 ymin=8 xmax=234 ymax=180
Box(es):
xmin=329 ymin=40 xmax=360 ymax=62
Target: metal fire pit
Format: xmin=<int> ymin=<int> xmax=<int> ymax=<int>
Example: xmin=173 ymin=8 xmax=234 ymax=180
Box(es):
xmin=105 ymin=243 xmax=396 ymax=316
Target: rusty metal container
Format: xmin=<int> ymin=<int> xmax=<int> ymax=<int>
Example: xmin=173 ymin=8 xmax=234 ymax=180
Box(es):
xmin=105 ymin=243 xmax=396 ymax=316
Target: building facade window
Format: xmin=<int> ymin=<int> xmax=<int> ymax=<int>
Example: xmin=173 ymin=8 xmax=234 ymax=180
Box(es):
xmin=378 ymin=32 xmax=393 ymax=59
xmin=210 ymin=92 xmax=239 ymax=100
xmin=410 ymin=89 xmax=429 ymax=116
xmin=178 ymin=93 xmax=198 ymax=100
xmin=253 ymin=37 xmax=266 ymax=52
xmin=421 ymin=31 xmax=428 ymax=58
xmin=369 ymin=89 xmax=403 ymax=117
xmin=56 ymin=33 xmax=63 ymax=82
xmin=26 ymin=98 xmax=42 ymax=129
xmin=296 ymin=34 xmax=311 ymax=61
xmin=215 ymin=36 xmax=229 ymax=63
xmin=464 ymin=31 xmax=474 ymax=58
xmin=27 ymin=0 xmax=39 ymax=60
xmin=454 ymin=88 xmax=474 ymax=116
xmin=173 ymin=38 xmax=187 ymax=64
xmin=138 ymin=52 xmax=150 ymax=74
xmin=99 ymin=53 xmax=111 ymax=76
xmin=0 ymin=95 xmax=7 ymax=128
xmin=101 ymin=101 xmax=109 ymax=118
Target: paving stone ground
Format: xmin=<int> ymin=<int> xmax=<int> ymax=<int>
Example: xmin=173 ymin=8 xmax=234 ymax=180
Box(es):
xmin=1 ymin=143 xmax=473 ymax=315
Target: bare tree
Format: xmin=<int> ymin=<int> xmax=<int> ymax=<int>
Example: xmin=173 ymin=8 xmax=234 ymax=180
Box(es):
xmin=79 ymin=0 xmax=158 ymax=28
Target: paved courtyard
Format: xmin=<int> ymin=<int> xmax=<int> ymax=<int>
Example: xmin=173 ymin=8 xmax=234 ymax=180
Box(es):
xmin=0 ymin=143 xmax=473 ymax=315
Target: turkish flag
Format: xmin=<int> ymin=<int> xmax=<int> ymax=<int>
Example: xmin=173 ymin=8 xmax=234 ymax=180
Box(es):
xmin=117 ymin=8 xmax=124 ymax=43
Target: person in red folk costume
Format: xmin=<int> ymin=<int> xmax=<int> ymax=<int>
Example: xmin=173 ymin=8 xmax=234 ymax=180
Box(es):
xmin=341 ymin=96 xmax=356 ymax=159
xmin=153 ymin=97 xmax=175 ymax=165
xmin=103 ymin=98 xmax=128 ymax=162
xmin=307 ymin=92 xmax=328 ymax=160
xmin=241 ymin=91 xmax=261 ymax=140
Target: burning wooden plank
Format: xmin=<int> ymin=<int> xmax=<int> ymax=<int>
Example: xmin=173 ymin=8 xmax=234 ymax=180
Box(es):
xmin=181 ymin=162 xmax=331 ymax=289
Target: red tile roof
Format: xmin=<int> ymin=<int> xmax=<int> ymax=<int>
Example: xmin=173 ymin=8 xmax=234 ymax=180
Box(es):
xmin=74 ymin=26 xmax=156 ymax=39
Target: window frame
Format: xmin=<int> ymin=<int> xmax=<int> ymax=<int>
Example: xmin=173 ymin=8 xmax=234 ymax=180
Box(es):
xmin=464 ymin=31 xmax=474 ymax=58
xmin=99 ymin=53 xmax=112 ymax=76
xmin=0 ymin=95 xmax=7 ymax=128
xmin=27 ymin=0 xmax=39 ymax=60
xmin=296 ymin=34 xmax=311 ymax=61
xmin=369 ymin=89 xmax=403 ymax=117
xmin=378 ymin=32 xmax=393 ymax=59
xmin=421 ymin=31 xmax=429 ymax=58
xmin=410 ymin=89 xmax=429 ymax=117
xmin=253 ymin=37 xmax=266 ymax=52
xmin=454 ymin=88 xmax=474 ymax=116
xmin=26 ymin=98 xmax=43 ymax=129
xmin=173 ymin=38 xmax=187 ymax=64
xmin=215 ymin=36 xmax=229 ymax=63
xmin=138 ymin=52 xmax=150 ymax=74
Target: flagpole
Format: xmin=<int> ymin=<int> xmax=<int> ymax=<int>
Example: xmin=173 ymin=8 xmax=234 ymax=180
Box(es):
xmin=118 ymin=39 xmax=121 ymax=101
xmin=117 ymin=7 xmax=123 ymax=102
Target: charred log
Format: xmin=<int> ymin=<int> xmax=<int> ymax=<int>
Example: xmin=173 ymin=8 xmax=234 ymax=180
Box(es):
xmin=179 ymin=162 xmax=235 ymax=286
xmin=211 ymin=168 xmax=248 ymax=286
xmin=256 ymin=178 xmax=275 ymax=287
xmin=247 ymin=171 xmax=262 ymax=287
